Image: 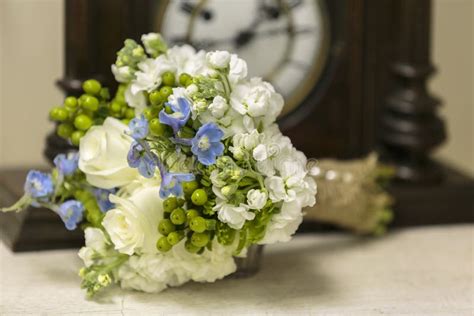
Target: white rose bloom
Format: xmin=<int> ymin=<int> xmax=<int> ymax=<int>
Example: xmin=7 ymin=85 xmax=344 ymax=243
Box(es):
xmin=79 ymin=118 xmax=139 ymax=189
xmin=208 ymin=95 xmax=228 ymax=118
xmin=216 ymin=203 xmax=255 ymax=229
xmin=78 ymin=228 xmax=109 ymax=267
xmin=111 ymin=65 xmax=133 ymax=83
xmin=246 ymin=189 xmax=268 ymax=210
xmin=206 ymin=50 xmax=231 ymax=69
xmin=259 ymin=200 xmax=303 ymax=244
xmin=230 ymin=78 xmax=284 ymax=124
xmin=229 ymin=54 xmax=248 ymax=84
xmin=125 ymin=85 xmax=147 ymax=114
xmin=103 ymin=187 xmax=162 ymax=255
xmin=131 ymin=56 xmax=175 ymax=95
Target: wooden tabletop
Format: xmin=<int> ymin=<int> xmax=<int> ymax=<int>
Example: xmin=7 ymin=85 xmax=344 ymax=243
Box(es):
xmin=1 ymin=225 xmax=472 ymax=315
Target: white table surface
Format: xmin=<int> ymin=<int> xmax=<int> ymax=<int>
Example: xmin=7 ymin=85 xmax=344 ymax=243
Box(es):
xmin=0 ymin=225 xmax=473 ymax=315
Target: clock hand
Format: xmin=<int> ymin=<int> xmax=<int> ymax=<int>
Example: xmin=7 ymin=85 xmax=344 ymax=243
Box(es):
xmin=187 ymin=27 xmax=315 ymax=50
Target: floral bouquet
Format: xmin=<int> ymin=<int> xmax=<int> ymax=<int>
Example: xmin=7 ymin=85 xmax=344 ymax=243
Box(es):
xmin=1 ymin=33 xmax=316 ymax=297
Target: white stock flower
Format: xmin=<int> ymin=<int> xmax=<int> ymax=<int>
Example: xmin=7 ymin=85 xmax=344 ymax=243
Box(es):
xmin=111 ymin=65 xmax=133 ymax=83
xmin=246 ymin=189 xmax=267 ymax=210
xmin=230 ymin=78 xmax=284 ymax=123
xmin=79 ymin=118 xmax=139 ymax=189
xmin=259 ymin=200 xmax=304 ymax=244
xmin=131 ymin=56 xmax=175 ymax=95
xmin=167 ymin=45 xmax=212 ymax=76
xmin=125 ymin=85 xmax=147 ymax=114
xmin=208 ymin=95 xmax=228 ymax=118
xmin=206 ymin=50 xmax=231 ymax=69
xmin=103 ymin=187 xmax=162 ymax=255
xmin=78 ymin=228 xmax=109 ymax=267
xmin=229 ymin=54 xmax=248 ymax=84
xmin=216 ymin=203 xmax=255 ymax=230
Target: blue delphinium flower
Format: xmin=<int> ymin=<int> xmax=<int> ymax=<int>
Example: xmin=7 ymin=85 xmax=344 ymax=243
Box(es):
xmin=93 ymin=188 xmax=116 ymax=213
xmin=53 ymin=152 xmax=79 ymax=177
xmin=127 ymin=141 xmax=157 ymax=178
xmin=128 ymin=115 xmax=149 ymax=140
xmin=159 ymin=172 xmax=195 ymax=198
xmin=156 ymin=159 xmax=194 ymax=198
xmin=57 ymin=200 xmax=84 ymax=230
xmin=24 ymin=170 xmax=54 ymax=200
xmin=191 ymin=123 xmax=224 ymax=166
xmin=159 ymin=97 xmax=191 ymax=133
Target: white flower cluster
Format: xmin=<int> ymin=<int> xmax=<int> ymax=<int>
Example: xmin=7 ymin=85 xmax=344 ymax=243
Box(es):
xmin=76 ymin=33 xmax=316 ymax=294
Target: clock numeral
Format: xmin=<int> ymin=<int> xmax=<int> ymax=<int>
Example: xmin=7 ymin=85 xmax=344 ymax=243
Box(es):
xmin=180 ymin=1 xmax=213 ymax=21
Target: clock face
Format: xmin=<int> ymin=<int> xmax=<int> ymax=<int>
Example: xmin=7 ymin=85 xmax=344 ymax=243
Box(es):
xmin=156 ymin=0 xmax=330 ymax=117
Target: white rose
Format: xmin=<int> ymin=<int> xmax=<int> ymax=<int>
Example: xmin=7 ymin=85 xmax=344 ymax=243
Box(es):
xmin=78 ymin=228 xmax=109 ymax=267
xmin=229 ymin=54 xmax=248 ymax=84
xmin=259 ymin=200 xmax=303 ymax=244
xmin=103 ymin=187 xmax=162 ymax=255
xmin=216 ymin=203 xmax=255 ymax=229
xmin=230 ymin=78 xmax=284 ymax=123
xmin=206 ymin=50 xmax=231 ymax=69
xmin=208 ymin=95 xmax=228 ymax=118
xmin=246 ymin=189 xmax=268 ymax=210
xmin=79 ymin=118 xmax=139 ymax=189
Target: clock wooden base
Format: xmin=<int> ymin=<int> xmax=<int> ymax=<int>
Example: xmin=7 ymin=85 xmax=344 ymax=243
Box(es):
xmin=1 ymin=163 xmax=472 ymax=252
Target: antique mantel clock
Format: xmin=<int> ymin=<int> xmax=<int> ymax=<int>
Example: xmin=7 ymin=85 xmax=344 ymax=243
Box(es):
xmin=0 ymin=0 xmax=471 ymax=251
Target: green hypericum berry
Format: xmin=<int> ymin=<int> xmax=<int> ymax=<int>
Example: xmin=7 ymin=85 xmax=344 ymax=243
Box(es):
xmin=186 ymin=209 xmax=200 ymax=221
xmin=49 ymin=107 xmax=68 ymax=122
xmin=109 ymin=101 xmax=122 ymax=113
xmin=64 ymin=96 xmax=78 ymax=109
xmin=149 ymin=118 xmax=167 ymax=136
xmin=159 ymin=86 xmax=173 ymax=99
xmin=71 ymin=130 xmax=85 ymax=146
xmin=74 ymin=114 xmax=93 ymax=131
xmin=82 ymin=95 xmax=99 ymax=111
xmin=125 ymin=108 xmax=135 ymax=119
xmin=183 ymin=180 xmax=199 ymax=196
xmin=178 ymin=126 xmax=195 ymax=139
xmin=191 ymin=232 xmax=210 ymax=248
xmin=167 ymin=231 xmax=184 ymax=245
xmin=99 ymin=87 xmax=110 ymax=100
xmin=162 ymin=71 xmax=175 ymax=86
xmin=164 ymin=105 xmax=173 ymax=114
xmin=156 ymin=236 xmax=172 ymax=252
xmin=189 ymin=216 xmax=207 ymax=233
xmin=163 ymin=197 xmax=178 ymax=213
xmin=149 ymin=91 xmax=164 ymax=105
xmin=191 ymin=189 xmax=208 ymax=206
xmin=121 ymin=118 xmax=131 ymax=125
xmin=185 ymin=239 xmax=201 ymax=253
xmin=170 ymin=208 xmax=186 ymax=225
xmin=179 ymin=73 xmax=193 ymax=87
xmin=57 ymin=123 xmax=74 ymax=139
xmin=158 ymin=219 xmax=176 ymax=236
xmin=82 ymin=79 xmax=102 ymax=96
xmin=143 ymin=107 xmax=159 ymax=120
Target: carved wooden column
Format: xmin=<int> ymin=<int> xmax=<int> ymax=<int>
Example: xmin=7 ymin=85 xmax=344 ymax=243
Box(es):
xmin=379 ymin=0 xmax=446 ymax=183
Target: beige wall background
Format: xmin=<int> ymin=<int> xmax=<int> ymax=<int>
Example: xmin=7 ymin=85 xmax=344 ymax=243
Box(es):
xmin=0 ymin=0 xmax=472 ymax=174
